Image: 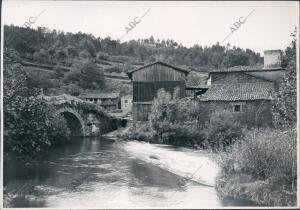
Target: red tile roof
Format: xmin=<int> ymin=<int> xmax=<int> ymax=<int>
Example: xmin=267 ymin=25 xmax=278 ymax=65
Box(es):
xmin=199 ymin=82 xmax=275 ymax=101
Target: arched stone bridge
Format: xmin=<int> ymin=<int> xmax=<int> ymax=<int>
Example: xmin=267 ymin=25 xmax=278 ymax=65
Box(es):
xmin=41 ymin=94 xmax=125 ymax=137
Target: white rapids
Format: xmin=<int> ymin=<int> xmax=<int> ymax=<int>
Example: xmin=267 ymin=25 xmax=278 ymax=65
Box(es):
xmin=124 ymin=141 xmax=220 ymax=187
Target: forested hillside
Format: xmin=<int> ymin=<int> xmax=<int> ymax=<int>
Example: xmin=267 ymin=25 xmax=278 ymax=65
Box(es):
xmin=4 ymin=25 xmax=263 ymax=96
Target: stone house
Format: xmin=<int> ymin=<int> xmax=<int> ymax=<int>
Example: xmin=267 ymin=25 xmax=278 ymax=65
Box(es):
xmin=121 ymin=95 xmax=133 ymax=113
xmin=199 ymin=50 xmax=285 ymax=127
xmin=185 ymin=86 xmax=209 ymax=99
xmin=79 ymin=93 xmax=120 ymax=111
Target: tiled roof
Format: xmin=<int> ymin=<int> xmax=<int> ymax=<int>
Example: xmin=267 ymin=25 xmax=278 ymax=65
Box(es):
xmin=127 ymin=61 xmax=190 ymax=79
xmin=80 ymin=92 xmax=119 ymax=99
xmin=185 ymin=85 xmax=209 ymax=90
xmin=121 ymin=95 xmax=133 ymax=99
xmin=199 ymin=82 xmax=275 ymax=101
xmin=210 ymin=65 xmax=284 ymax=73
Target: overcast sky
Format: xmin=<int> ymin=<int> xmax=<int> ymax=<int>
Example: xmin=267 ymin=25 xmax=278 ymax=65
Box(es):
xmin=2 ymin=1 xmax=299 ymax=54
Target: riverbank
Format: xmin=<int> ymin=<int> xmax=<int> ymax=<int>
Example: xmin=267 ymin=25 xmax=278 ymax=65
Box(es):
xmin=105 ymin=125 xmax=297 ymax=207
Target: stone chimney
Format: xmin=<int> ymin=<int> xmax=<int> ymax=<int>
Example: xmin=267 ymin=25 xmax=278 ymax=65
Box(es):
xmin=263 ymin=50 xmax=282 ymax=69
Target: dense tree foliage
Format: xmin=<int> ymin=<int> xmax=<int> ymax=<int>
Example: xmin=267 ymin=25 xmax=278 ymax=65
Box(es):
xmin=3 ymin=48 xmax=70 ymax=158
xmin=5 ymin=25 xmax=262 ymax=70
xmin=272 ymin=30 xmax=297 ymax=129
xmin=65 ymin=60 xmax=105 ymax=90
xmin=4 ymin=25 xmax=263 ymax=97
xmin=126 ymin=89 xmax=243 ymax=148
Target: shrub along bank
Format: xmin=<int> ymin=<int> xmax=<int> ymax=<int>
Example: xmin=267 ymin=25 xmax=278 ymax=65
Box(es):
xmin=120 ymin=88 xmax=244 ymax=150
xmin=215 ymin=128 xmax=297 ymax=206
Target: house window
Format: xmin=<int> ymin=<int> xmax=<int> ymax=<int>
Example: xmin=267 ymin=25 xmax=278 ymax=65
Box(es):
xmin=234 ymin=104 xmax=241 ymax=112
xmin=232 ymin=103 xmax=244 ymax=113
xmin=124 ymin=99 xmax=128 ymax=103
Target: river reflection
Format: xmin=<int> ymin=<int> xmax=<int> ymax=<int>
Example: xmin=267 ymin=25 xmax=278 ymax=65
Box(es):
xmin=4 ymin=137 xmax=251 ymax=208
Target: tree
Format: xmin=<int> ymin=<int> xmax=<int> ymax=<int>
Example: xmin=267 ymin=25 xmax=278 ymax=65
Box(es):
xmin=4 ymin=24 xmax=264 ymax=79
xmin=67 ymin=60 xmax=105 ymax=90
xmin=79 ymin=38 xmax=96 ymax=57
xmin=149 ymin=89 xmax=172 ymax=123
xmin=53 ymin=65 xmax=65 ymax=79
xmin=148 ymin=89 xmax=204 ymax=146
xmin=3 ymin=48 xmax=70 ymax=158
xmin=272 ymin=31 xmax=297 ymax=129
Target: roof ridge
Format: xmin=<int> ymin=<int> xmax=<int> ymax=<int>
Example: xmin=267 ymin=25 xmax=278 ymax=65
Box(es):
xmin=211 ymin=82 xmax=274 ymax=86
xmin=127 ymin=61 xmax=190 ymax=79
xmin=209 ymin=66 xmax=284 ymax=74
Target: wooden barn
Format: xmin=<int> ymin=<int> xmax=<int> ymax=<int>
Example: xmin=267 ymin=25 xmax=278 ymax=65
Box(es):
xmin=127 ymin=61 xmax=190 ymax=121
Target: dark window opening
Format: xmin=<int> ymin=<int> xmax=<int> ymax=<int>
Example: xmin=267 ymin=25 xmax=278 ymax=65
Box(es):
xmin=234 ymin=104 xmax=241 ymax=112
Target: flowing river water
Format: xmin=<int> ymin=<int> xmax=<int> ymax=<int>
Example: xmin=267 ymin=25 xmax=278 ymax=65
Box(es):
xmin=4 ymin=137 xmax=251 ymax=208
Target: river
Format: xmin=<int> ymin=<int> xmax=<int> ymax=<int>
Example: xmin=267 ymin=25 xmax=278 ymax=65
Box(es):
xmin=4 ymin=137 xmax=251 ymax=208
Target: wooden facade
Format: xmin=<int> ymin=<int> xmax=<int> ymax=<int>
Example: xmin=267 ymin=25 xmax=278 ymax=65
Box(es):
xmin=127 ymin=61 xmax=189 ymax=121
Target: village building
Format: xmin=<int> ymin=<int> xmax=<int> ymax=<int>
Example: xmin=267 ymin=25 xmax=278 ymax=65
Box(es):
xmin=79 ymin=93 xmax=120 ymax=111
xmin=198 ymin=50 xmax=285 ymax=127
xmin=185 ymin=86 xmax=209 ymax=99
xmin=126 ymin=50 xmax=285 ymax=125
xmin=121 ymin=95 xmax=133 ymax=113
xmin=127 ymin=61 xmax=190 ymax=121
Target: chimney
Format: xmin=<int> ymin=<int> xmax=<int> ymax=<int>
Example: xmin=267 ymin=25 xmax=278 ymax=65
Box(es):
xmin=263 ymin=50 xmax=282 ymax=69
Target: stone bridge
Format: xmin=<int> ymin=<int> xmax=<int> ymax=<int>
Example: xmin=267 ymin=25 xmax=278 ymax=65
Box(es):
xmin=41 ymin=94 xmax=126 ymax=136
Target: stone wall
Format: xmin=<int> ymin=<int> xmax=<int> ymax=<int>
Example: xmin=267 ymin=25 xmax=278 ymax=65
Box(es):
xmin=47 ymin=94 xmax=126 ymax=137
xmin=199 ymin=100 xmax=273 ymax=127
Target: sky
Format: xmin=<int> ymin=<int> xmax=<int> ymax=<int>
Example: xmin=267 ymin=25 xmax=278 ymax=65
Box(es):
xmin=2 ymin=1 xmax=299 ymax=54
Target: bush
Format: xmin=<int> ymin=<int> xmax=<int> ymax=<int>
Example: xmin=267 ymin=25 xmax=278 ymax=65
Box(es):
xmin=146 ymin=89 xmax=207 ymax=147
xmin=118 ymin=122 xmax=156 ymax=142
xmin=160 ymin=121 xmax=205 ymax=147
xmin=96 ymin=51 xmax=109 ymax=60
xmin=216 ymin=128 xmax=297 ymax=206
xmin=203 ymin=109 xmax=244 ymax=149
xmin=127 ymin=90 xmax=244 ymax=150
xmin=53 ymin=65 xmax=65 ymax=79
xmin=134 ymin=123 xmax=156 ymax=142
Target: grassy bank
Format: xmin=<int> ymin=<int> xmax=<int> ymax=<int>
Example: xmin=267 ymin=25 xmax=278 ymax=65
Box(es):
xmin=215 ymin=128 xmax=297 ymax=206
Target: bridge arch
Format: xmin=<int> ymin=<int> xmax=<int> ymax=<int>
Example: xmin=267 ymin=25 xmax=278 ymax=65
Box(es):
xmin=53 ymin=108 xmax=86 ymax=137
